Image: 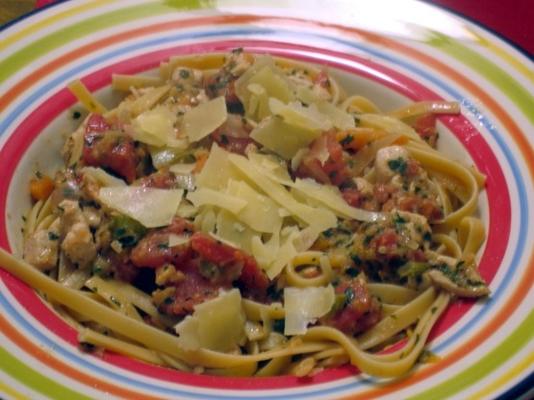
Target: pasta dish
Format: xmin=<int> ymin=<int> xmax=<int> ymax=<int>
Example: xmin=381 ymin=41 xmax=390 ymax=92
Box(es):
xmin=16 ymin=50 xmax=489 ymax=378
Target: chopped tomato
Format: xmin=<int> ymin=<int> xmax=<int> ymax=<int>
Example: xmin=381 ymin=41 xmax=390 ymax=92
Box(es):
xmin=130 ymin=218 xmax=194 ymax=268
xmin=398 ymin=195 xmax=443 ymax=221
xmin=371 ymin=228 xmax=399 ymax=256
xmin=132 ymin=221 xmax=269 ymax=312
xmin=82 ymin=114 xmax=138 ymax=183
xmin=297 ymin=132 xmax=351 ymax=186
xmin=138 ymin=170 xmax=179 ymax=189
xmin=191 ymin=233 xmax=269 ymax=299
xmin=322 ymin=278 xmax=381 ymax=335
xmin=341 ymin=188 xmax=362 ymax=208
xmin=313 ymin=70 xmax=331 ymax=90
xmin=409 ymin=114 xmax=438 ymax=147
xmin=159 ymin=262 xmax=226 ymax=316
xmin=211 ymin=114 xmax=255 ymax=155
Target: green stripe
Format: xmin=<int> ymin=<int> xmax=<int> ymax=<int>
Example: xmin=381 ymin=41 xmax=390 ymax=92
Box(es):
xmin=0 ymin=0 xmax=207 ymax=84
xmin=0 ymin=346 xmax=92 ymax=400
xmin=408 ymin=309 xmax=534 ymax=400
xmin=426 ymin=31 xmax=534 ymax=125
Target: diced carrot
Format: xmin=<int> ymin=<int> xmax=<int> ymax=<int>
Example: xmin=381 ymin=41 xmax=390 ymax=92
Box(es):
xmin=192 ymin=151 xmax=209 ymax=173
xmin=29 ymin=175 xmax=55 ymax=201
xmin=336 ymin=128 xmax=386 ymax=151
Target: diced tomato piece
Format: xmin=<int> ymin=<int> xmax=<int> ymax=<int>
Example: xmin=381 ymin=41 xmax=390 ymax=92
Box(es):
xmin=237 ymin=255 xmax=270 ymax=301
xmin=313 ymin=70 xmax=331 ymax=90
xmin=370 ymin=229 xmax=399 ymax=256
xmin=191 ymin=232 xmax=244 ymax=266
xmin=374 ymin=183 xmax=397 ymax=204
xmin=322 ymin=278 xmax=380 ymax=335
xmin=130 ymin=218 xmax=194 ymax=268
xmin=409 ymin=114 xmax=438 ymax=146
xmin=214 ymin=135 xmax=255 ymax=155
xmin=297 ymin=132 xmax=351 ymax=186
xmin=342 ymin=188 xmax=362 ymax=208
xmin=191 ymin=233 xmax=269 ymax=299
xmin=159 ymin=262 xmax=226 ymax=316
xmin=82 ymin=114 xmax=138 ymax=183
xmin=138 ymin=170 xmax=178 ymax=189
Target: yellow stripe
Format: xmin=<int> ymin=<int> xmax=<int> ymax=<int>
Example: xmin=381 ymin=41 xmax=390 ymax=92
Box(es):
xmin=0 ymin=0 xmax=114 ymax=52
xmin=468 ymin=28 xmax=534 ymax=84
xmin=467 ymin=351 xmax=534 ymax=399
xmin=0 ymin=380 xmax=30 ymax=400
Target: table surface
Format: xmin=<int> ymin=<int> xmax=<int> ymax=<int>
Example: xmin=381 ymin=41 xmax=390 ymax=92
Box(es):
xmin=0 ymin=0 xmax=532 ymax=57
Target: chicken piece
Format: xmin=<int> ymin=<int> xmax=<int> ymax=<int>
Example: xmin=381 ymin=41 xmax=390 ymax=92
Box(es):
xmin=23 ymin=219 xmax=60 ymax=271
xmin=59 ymin=199 xmax=97 ymax=268
xmin=374 ymin=145 xmax=409 ymax=182
xmin=426 ymin=254 xmax=490 ymax=298
xmin=171 ymin=67 xmax=203 ymax=88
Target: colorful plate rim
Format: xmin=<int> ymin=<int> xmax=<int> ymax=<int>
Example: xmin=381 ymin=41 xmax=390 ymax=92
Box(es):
xmin=0 ymin=1 xmax=533 ymax=399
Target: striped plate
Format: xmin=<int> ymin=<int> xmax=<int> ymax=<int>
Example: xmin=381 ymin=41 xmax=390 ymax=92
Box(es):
xmin=0 ymin=1 xmax=533 ymax=399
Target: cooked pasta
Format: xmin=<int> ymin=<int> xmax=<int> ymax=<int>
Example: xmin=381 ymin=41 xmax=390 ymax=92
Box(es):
xmin=12 ymin=49 xmax=489 ymax=379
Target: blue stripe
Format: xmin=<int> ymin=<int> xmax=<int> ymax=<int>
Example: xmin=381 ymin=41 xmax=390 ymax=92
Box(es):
xmin=0 ymin=26 xmax=529 ymax=399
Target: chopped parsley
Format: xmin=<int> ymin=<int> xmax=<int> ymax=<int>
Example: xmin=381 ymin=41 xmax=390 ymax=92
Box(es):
xmin=343 ymin=286 xmax=355 ymax=307
xmin=345 ymin=267 xmax=360 ymax=277
xmin=179 ymin=69 xmax=190 ymax=79
xmin=272 ymin=319 xmax=285 ymax=333
xmin=219 ymin=134 xmax=229 ymax=145
xmin=387 ymin=157 xmax=408 ymax=174
xmin=48 ymin=232 xmax=60 ymax=241
xmin=339 ymin=135 xmax=353 ymax=146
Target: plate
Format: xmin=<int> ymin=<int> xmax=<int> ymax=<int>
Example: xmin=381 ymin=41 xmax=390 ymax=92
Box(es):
xmin=1 ymin=1 xmax=533 ymax=399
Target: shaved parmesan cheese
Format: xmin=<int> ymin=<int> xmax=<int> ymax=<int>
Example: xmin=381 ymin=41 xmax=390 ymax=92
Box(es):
xmin=169 ymin=163 xmax=196 ymax=175
xmin=128 ymin=85 xmax=171 ymax=116
xmin=187 ymin=188 xmax=247 ymax=215
xmin=208 ymin=232 xmax=241 ymax=249
xmin=291 ymin=148 xmax=309 ymax=171
xmin=294 ymin=178 xmax=386 ymax=222
xmin=226 ymin=179 xmax=282 ymax=233
xmin=358 ymin=114 xmax=419 ymax=140
xmin=266 ymin=230 xmax=298 ymax=279
xmin=251 ymin=235 xmax=276 ymax=268
xmin=148 ymin=145 xmax=188 ymax=169
xmin=316 ymin=101 xmax=355 ymax=130
xmin=248 ymin=152 xmax=293 ymax=186
xmin=174 ymin=289 xmax=246 ymax=352
xmin=194 ymin=207 xmax=217 ymax=233
xmin=250 ymin=116 xmax=320 ymax=159
xmin=98 ymin=187 xmax=183 ymax=228
xmin=196 ymin=144 xmax=242 ymax=189
xmin=176 ymin=202 xmax=198 ymax=219
xmin=269 ymin=98 xmax=332 ymax=131
xmin=235 ymin=57 xmax=295 ymax=120
xmin=215 ymin=210 xmax=257 ymax=252
xmin=82 ymin=167 xmax=126 ymax=187
xmin=133 ymin=106 xmax=179 ymax=147
xmin=228 ymin=153 xmax=337 ymax=232
xmin=284 ymin=285 xmax=335 ymax=335
xmin=182 ymin=96 xmax=227 ymax=142
xmin=168 ymin=234 xmax=190 ymax=247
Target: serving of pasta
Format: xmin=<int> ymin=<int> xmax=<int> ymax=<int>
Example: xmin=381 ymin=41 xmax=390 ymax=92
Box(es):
xmin=10 ymin=49 xmax=490 ymax=379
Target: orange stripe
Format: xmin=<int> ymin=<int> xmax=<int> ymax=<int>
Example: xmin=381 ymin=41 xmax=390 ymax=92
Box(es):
xmin=2 ymin=14 xmax=533 ymax=397
xmin=0 ymin=312 xmax=161 ymax=400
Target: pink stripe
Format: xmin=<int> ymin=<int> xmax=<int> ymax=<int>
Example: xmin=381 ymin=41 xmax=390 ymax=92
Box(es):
xmin=0 ymin=39 xmax=510 ymax=389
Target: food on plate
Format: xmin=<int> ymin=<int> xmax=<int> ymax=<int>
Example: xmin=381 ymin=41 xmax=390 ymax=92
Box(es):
xmin=19 ymin=49 xmax=489 ymax=378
